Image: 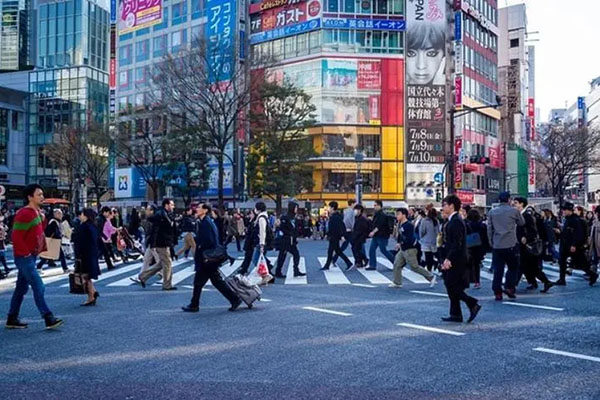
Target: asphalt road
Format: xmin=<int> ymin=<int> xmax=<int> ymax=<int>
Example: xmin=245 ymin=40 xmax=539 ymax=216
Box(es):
xmin=1 ymin=239 xmax=599 ymax=400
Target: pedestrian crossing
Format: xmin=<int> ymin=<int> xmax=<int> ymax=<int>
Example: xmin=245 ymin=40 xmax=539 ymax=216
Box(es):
xmin=0 ymin=253 xmax=589 ymax=292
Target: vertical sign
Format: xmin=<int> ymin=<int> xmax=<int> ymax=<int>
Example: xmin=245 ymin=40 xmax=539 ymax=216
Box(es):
xmin=528 ymin=97 xmax=535 ymax=140
xmin=577 ymin=96 xmax=586 ymax=128
xmin=528 ymin=158 xmax=536 ymax=194
xmin=206 ymin=0 xmax=236 ymax=83
xmin=110 ymin=0 xmax=117 ymax=23
xmin=454 ymin=75 xmax=462 ymax=110
xmin=454 ymin=11 xmax=462 ymax=41
xmin=406 ymin=0 xmax=446 ymax=164
xmin=455 ymin=139 xmax=463 ymax=188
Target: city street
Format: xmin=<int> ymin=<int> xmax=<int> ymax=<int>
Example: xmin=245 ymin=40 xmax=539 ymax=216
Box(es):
xmin=1 ymin=239 xmax=599 ymax=400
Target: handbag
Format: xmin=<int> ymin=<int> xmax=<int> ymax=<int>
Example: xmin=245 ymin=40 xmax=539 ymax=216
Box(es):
xmin=525 ymin=239 xmax=544 ymax=257
xmin=39 ymin=237 xmax=61 ymax=260
xmin=202 ymin=245 xmax=229 ymax=265
xmin=466 ymin=232 xmax=482 ymax=248
xmin=69 ymin=272 xmax=87 ymax=294
xmin=257 ymin=253 xmax=269 ymax=277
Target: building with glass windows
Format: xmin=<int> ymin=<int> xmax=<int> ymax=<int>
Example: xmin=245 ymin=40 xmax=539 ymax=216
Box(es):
xmin=27 ymin=0 xmax=109 ymax=190
xmin=250 ymin=0 xmax=406 ymax=207
xmin=0 ymin=0 xmax=34 ymax=71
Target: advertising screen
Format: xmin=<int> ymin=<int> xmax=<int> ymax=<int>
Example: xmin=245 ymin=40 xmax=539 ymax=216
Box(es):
xmin=405 ymin=0 xmax=446 ymax=164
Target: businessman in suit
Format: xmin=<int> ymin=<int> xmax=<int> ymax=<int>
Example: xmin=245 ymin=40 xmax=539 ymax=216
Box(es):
xmin=440 ymin=195 xmax=481 ymax=323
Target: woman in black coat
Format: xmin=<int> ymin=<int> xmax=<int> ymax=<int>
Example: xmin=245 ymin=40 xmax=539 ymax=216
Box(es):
xmin=74 ymin=208 xmax=101 ymax=306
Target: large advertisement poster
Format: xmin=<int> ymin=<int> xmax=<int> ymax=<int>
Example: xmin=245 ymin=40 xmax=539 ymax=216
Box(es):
xmin=206 ymin=0 xmax=236 ymax=82
xmin=118 ymin=0 xmax=162 ymax=34
xmin=405 ymin=0 xmax=446 ymax=165
xmin=250 ymin=0 xmax=321 ymax=34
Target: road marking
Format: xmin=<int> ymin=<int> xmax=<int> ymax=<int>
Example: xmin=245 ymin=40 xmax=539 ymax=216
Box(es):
xmin=303 ymin=306 xmax=352 ymax=317
xmin=377 ymin=258 xmax=430 ymax=284
xmin=410 ymin=290 xmax=447 ymax=297
xmin=318 ymin=258 xmax=351 ymax=284
xmin=347 ymin=257 xmax=392 ymax=284
xmin=285 ymin=257 xmax=307 ymax=285
xmin=259 ymin=298 xmax=272 ymax=302
xmin=397 ymin=323 xmax=465 ymax=336
xmin=58 ymin=261 xmax=142 ymax=287
xmin=533 ymin=348 xmax=600 ymax=363
xmin=105 ymin=259 xmax=190 ymax=287
xmin=352 ymin=283 xmax=377 ymax=288
xmin=503 ymin=302 xmax=564 ymax=311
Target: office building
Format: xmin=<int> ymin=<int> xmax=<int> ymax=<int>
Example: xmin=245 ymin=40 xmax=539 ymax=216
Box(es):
xmin=0 ymin=0 xmax=34 ymax=71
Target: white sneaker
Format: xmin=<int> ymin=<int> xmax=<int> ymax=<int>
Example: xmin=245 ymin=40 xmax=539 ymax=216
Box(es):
xmin=429 ymin=275 xmax=437 ymax=288
xmin=388 ymin=283 xmax=402 ymax=288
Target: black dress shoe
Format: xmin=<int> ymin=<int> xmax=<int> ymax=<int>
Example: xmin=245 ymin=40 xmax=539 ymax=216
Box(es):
xmin=319 ymin=267 xmax=329 ymax=271
xmin=502 ymin=289 xmax=517 ymax=299
xmin=554 ymin=279 xmax=567 ymax=286
xmin=182 ymin=305 xmax=199 ymax=312
xmin=294 ymin=272 xmax=306 ymax=277
xmin=540 ymin=282 xmax=554 ymax=293
xmin=467 ymin=304 xmax=481 ymax=323
xmin=274 ymin=273 xmax=286 ymax=278
xmin=441 ymin=316 xmax=463 ymax=323
xmin=229 ymin=298 xmax=242 ymax=312
xmin=590 ymin=273 xmax=598 ymax=286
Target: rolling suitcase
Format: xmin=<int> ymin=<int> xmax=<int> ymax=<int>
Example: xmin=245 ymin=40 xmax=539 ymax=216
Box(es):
xmin=225 ymin=274 xmax=261 ymax=309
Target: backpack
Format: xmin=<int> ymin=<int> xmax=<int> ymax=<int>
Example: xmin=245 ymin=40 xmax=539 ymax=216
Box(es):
xmin=256 ymin=215 xmax=274 ymax=250
xmin=533 ymin=211 xmax=547 ymax=242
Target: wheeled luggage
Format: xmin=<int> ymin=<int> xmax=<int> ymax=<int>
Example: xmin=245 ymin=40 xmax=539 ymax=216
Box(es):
xmin=225 ymin=274 xmax=261 ymax=309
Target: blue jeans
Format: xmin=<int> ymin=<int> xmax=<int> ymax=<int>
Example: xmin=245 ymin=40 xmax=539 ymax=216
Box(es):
xmin=8 ymin=256 xmax=52 ymax=318
xmin=368 ymin=237 xmax=395 ymax=268
xmin=491 ymin=247 xmax=520 ymax=294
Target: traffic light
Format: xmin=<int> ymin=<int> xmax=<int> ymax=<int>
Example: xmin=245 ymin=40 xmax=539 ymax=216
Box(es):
xmin=469 ymin=155 xmax=490 ymax=164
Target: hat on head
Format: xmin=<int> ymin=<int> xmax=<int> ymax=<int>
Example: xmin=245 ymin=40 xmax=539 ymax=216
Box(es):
xmin=498 ymin=191 xmax=511 ymax=203
xmin=560 ymin=202 xmax=575 ymax=211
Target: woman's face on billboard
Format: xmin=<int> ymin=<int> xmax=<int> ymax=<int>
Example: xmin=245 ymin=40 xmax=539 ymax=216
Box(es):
xmin=406 ymin=47 xmax=444 ymax=85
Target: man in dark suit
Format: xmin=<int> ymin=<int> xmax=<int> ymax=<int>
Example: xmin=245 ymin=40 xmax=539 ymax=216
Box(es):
xmin=182 ymin=204 xmax=241 ymax=313
xmin=320 ymin=201 xmax=353 ymax=271
xmin=440 ymin=195 xmax=481 ymax=323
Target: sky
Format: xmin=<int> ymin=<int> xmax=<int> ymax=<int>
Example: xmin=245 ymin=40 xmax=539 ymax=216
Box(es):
xmin=503 ymin=0 xmax=600 ymax=122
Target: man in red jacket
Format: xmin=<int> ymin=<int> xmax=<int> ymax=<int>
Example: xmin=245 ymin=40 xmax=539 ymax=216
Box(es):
xmin=5 ymin=184 xmax=63 ymax=330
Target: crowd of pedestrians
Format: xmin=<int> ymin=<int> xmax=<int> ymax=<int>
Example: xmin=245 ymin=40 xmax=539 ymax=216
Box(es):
xmin=4 ymin=183 xmax=600 ymax=330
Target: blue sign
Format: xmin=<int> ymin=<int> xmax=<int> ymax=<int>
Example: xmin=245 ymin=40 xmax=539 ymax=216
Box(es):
xmin=322 ymin=18 xmax=405 ymax=31
xmin=578 ymin=96 xmax=585 ymax=110
xmin=206 ymin=0 xmax=236 ymax=82
xmin=250 ymin=19 xmax=321 ymax=45
xmin=454 ymin=11 xmax=462 ymax=41
xmin=110 ymin=0 xmax=116 ymax=24
xmin=434 ymin=172 xmax=445 ymax=184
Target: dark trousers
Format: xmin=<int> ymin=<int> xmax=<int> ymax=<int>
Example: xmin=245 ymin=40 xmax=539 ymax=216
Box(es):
xmin=519 ymin=249 xmax=550 ymax=285
xmin=276 ymin=241 xmax=300 ymax=274
xmin=491 ymin=247 xmax=520 ymax=294
xmin=101 ymin=242 xmax=115 ymax=269
xmin=424 ymin=251 xmax=436 ymax=271
xmin=238 ymin=246 xmax=255 ymax=275
xmin=189 ymin=266 xmax=239 ymax=308
xmin=446 ymin=282 xmax=478 ymax=319
xmin=324 ymin=239 xmax=352 ymax=269
xmin=332 ymin=231 xmax=352 ymax=263
xmin=37 ymin=248 xmax=68 ymax=271
xmin=225 ymin=234 xmax=242 ymax=252
xmin=559 ymin=248 xmax=596 ymax=281
xmin=0 ymin=252 xmax=8 ymax=273
xmin=351 ymin=240 xmax=367 ymax=266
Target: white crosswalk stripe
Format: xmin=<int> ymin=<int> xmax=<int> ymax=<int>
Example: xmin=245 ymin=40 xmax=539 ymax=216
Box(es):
xmin=318 ymin=257 xmax=351 ymax=284
xmin=105 ymin=259 xmax=191 ymax=287
xmin=377 ymin=257 xmax=430 ymax=284
xmin=347 ymin=257 xmax=392 ymax=284
xmin=285 ymin=257 xmax=307 ymax=285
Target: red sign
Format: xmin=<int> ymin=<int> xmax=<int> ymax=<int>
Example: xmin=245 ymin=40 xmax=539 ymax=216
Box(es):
xmin=109 ymin=59 xmax=116 ymax=89
xmin=455 ymin=139 xmax=463 ymax=188
xmin=453 ymin=0 xmax=462 ymax=10
xmin=250 ymin=1 xmax=314 ymax=33
xmin=358 ymin=61 xmax=381 ymax=89
xmin=307 ymin=0 xmax=320 ymax=17
xmin=457 ymin=190 xmax=474 ymax=205
xmin=454 ymin=75 xmax=463 ymax=109
xmin=528 ymin=98 xmax=535 ymax=140
xmin=369 ymin=95 xmax=380 ymax=120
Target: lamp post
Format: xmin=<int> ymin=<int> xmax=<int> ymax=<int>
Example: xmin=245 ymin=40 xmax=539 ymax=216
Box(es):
xmin=354 ymin=150 xmax=364 ymax=204
xmin=448 ymin=97 xmax=502 ymax=194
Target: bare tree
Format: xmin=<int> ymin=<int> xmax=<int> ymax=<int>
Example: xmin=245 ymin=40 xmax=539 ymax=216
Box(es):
xmin=247 ymin=80 xmax=316 ymax=214
xmin=533 ymin=122 xmax=600 ymax=204
xmin=151 ymin=38 xmax=267 ymax=209
xmin=81 ymin=123 xmax=111 ymax=209
xmin=112 ymin=116 xmax=169 ymax=204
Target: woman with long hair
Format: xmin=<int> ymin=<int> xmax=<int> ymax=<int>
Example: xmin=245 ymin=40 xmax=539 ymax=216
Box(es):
xmin=74 ymin=208 xmax=101 ymax=306
xmin=419 ymin=208 xmax=440 ymax=272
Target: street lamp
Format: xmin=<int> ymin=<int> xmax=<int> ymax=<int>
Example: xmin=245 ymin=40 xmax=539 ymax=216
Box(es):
xmin=354 ymin=150 xmax=365 ymax=204
xmin=448 ymin=96 xmax=502 ymax=194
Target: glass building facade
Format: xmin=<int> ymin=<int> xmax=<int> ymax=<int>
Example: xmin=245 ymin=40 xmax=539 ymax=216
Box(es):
xmin=0 ymin=0 xmax=34 ymax=71
xmin=250 ymin=0 xmax=406 ymax=206
xmin=28 ymin=0 xmax=109 ymax=187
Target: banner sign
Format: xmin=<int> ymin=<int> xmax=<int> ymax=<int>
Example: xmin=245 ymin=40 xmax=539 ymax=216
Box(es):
xmin=110 ymin=0 xmax=117 ymax=23
xmin=250 ymin=18 xmax=321 ymax=44
xmin=528 ymin=158 xmax=536 ymax=194
xmin=119 ymin=0 xmax=163 ymax=34
xmin=357 ymin=61 xmax=381 ymax=89
xmin=251 ymin=0 xmax=321 ymax=34
xmin=455 ymin=139 xmax=463 ymax=188
xmin=454 ymin=75 xmax=462 ymax=109
xmin=322 ymin=18 xmax=405 ymax=31
xmin=206 ymin=0 xmax=236 ymax=82
xmin=405 ymin=0 xmax=446 ymax=164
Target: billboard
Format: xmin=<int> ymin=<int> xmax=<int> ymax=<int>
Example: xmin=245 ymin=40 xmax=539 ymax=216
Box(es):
xmin=206 ymin=0 xmax=237 ymax=82
xmin=250 ymin=0 xmax=321 ymax=34
xmin=405 ymin=0 xmax=446 ymax=164
xmin=118 ymin=0 xmax=163 ymax=34
xmin=322 ymin=18 xmax=405 ymax=31
xmin=250 ymin=18 xmax=321 ymax=44
xmin=114 ymin=168 xmax=147 ymax=198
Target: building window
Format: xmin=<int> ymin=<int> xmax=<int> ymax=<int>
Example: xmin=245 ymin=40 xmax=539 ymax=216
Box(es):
xmin=172 ymin=1 xmax=188 ymax=25
xmin=153 ymin=35 xmax=168 ymax=58
xmin=327 ymin=0 xmax=338 ymax=12
xmin=118 ymin=44 xmax=132 ymax=66
xmin=119 ymin=32 xmax=133 ymax=41
xmin=136 ymin=27 xmax=151 ymax=37
xmin=510 ymin=38 xmax=519 ymax=48
xmin=136 ymin=39 xmax=150 ymax=62
xmin=172 ymin=29 xmax=187 ymax=52
xmin=135 ymin=66 xmax=148 ymax=87
xmin=154 ymin=6 xmax=169 ymax=31
xmin=191 ymin=0 xmax=202 ymax=19
xmin=119 ymin=69 xmax=132 ymax=90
